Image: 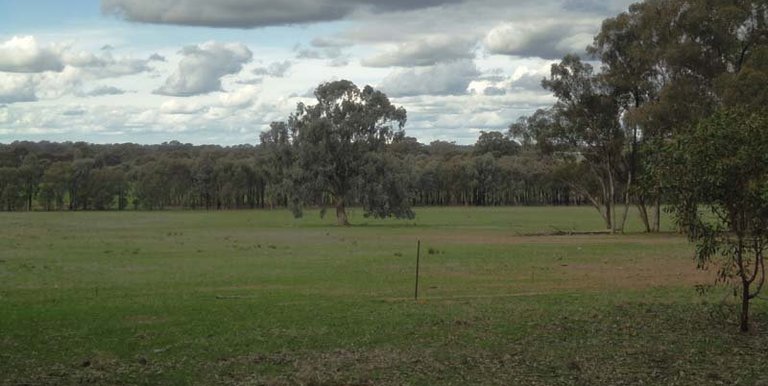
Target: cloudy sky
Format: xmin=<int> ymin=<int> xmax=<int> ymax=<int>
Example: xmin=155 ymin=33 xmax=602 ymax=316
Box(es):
xmin=0 ymin=0 xmax=636 ymax=145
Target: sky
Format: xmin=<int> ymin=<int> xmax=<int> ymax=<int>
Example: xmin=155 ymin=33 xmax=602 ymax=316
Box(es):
xmin=0 ymin=0 xmax=636 ymax=145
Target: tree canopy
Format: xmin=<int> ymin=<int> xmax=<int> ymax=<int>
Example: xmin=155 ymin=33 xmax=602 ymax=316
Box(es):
xmin=275 ymin=80 xmax=412 ymax=225
xmin=505 ymin=0 xmax=768 ymax=330
xmin=664 ymin=110 xmax=768 ymax=332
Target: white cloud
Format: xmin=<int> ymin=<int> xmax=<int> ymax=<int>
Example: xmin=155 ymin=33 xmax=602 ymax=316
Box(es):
xmin=155 ymin=41 xmax=253 ymax=96
xmin=236 ymin=77 xmax=264 ymax=85
xmin=218 ymin=84 xmax=260 ymax=108
xmin=395 ymin=91 xmax=555 ymax=143
xmin=61 ymin=107 xmax=87 ymax=116
xmin=81 ymin=85 xmax=127 ymax=97
xmin=380 ymin=59 xmax=480 ymax=97
xmin=0 ymin=36 xmax=159 ymax=104
xmin=0 ymin=36 xmax=65 ymax=73
xmin=508 ymin=73 xmax=545 ymax=92
xmin=0 ymin=36 xmax=155 ymax=76
xmin=252 ymin=60 xmax=292 ymax=77
xmin=292 ymin=43 xmax=352 ymax=68
xmin=362 ymin=36 xmax=475 ymax=67
xmin=64 ymin=50 xmax=152 ymax=78
xmin=1 ymin=65 xmax=133 ymax=103
xmin=483 ymin=19 xmax=603 ymax=59
xmin=0 ymin=74 xmax=37 ymax=103
xmin=2 ymin=0 xmax=642 ymax=144
xmin=32 ymin=67 xmax=85 ymax=99
xmin=160 ymin=99 xmax=208 ymax=114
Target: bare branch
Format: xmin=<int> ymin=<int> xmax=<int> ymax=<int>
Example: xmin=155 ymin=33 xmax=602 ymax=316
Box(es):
xmin=750 ymin=245 xmax=766 ymax=299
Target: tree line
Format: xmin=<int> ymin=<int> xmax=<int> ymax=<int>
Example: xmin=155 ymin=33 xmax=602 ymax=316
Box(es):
xmin=0 ymin=134 xmax=590 ymax=213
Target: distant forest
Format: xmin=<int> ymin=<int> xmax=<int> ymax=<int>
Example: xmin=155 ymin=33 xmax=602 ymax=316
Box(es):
xmin=0 ymin=134 xmax=587 ymax=212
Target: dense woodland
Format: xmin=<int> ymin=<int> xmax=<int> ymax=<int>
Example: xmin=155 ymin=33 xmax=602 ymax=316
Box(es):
xmin=0 ymin=134 xmax=585 ymax=213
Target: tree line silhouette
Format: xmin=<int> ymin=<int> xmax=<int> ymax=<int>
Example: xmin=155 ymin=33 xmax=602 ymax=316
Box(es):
xmin=0 ymin=134 xmax=588 ymax=212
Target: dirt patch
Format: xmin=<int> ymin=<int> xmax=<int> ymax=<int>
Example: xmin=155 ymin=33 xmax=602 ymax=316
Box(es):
xmin=212 ymin=348 xmax=510 ymax=386
xmin=402 ymin=250 xmax=712 ymax=298
xmin=382 ymin=291 xmax=582 ymax=302
xmin=397 ymin=231 xmax=686 ymax=247
xmin=558 ymin=256 xmax=712 ymax=290
xmin=198 ymin=284 xmax=293 ymax=292
xmin=7 ymin=353 xmax=167 ymax=386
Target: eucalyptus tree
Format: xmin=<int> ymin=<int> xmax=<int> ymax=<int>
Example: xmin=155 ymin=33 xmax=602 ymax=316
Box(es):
xmin=193 ymin=155 xmax=216 ymax=209
xmin=259 ymin=121 xmax=295 ymax=209
xmin=474 ymin=131 xmax=520 ymax=158
xmin=0 ymin=167 xmax=23 ymax=211
xmin=133 ymin=161 xmax=168 ymax=210
xmin=665 ymin=110 xmax=768 ymax=332
xmin=70 ymin=158 xmax=95 ymax=210
xmin=278 ymin=80 xmax=412 ymax=225
xmin=531 ymin=55 xmax=625 ymax=232
xmin=589 ymin=1 xmax=664 ymax=231
xmin=18 ymin=154 xmax=43 ymax=210
xmin=88 ymin=167 xmax=127 ymax=210
xmin=594 ymin=0 xmax=768 ymax=131
xmin=39 ymin=161 xmax=71 ymax=210
xmin=590 ymin=0 xmax=768 ymax=231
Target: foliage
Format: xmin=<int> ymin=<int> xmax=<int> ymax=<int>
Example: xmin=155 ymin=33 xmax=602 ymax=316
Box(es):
xmin=0 ymin=138 xmax=597 ymax=212
xmin=275 ymin=80 xmax=412 ymax=225
xmin=664 ymin=110 xmax=768 ymax=331
xmin=587 ymin=0 xmax=768 ymax=232
xmin=473 ymin=131 xmax=520 ymax=158
xmin=513 ymin=55 xmax=625 ymax=232
xmin=259 ymin=121 xmax=294 ymax=208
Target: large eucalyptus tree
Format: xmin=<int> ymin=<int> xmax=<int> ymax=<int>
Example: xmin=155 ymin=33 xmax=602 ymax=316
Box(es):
xmin=590 ymin=0 xmax=768 ymax=231
xmin=534 ymin=55 xmax=625 ymax=233
xmin=276 ymin=80 xmax=413 ymax=225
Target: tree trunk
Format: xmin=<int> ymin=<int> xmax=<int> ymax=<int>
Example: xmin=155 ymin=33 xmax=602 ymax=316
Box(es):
xmin=619 ymin=169 xmax=633 ymax=234
xmin=741 ymin=281 xmax=751 ymax=332
xmin=637 ymin=202 xmax=651 ymax=233
xmin=619 ymin=123 xmax=639 ymax=234
xmin=335 ymin=198 xmax=350 ymax=226
xmin=608 ymin=163 xmax=617 ymax=234
xmin=653 ymin=195 xmax=661 ymax=233
xmin=592 ymin=166 xmax=613 ymax=232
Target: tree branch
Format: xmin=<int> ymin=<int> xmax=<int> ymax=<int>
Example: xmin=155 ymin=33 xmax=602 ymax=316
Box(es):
xmin=748 ymin=237 xmax=762 ymax=285
xmin=750 ymin=244 xmax=766 ymax=299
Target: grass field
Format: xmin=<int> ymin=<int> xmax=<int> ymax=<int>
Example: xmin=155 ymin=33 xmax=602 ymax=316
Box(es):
xmin=2 ymin=207 xmax=768 ymax=385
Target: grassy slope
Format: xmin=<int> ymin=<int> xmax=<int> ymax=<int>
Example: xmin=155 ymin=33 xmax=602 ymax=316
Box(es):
xmin=1 ymin=207 xmax=767 ymax=385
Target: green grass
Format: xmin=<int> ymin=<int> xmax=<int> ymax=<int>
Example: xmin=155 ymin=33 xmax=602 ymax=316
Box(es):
xmin=2 ymin=207 xmax=767 ymax=385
